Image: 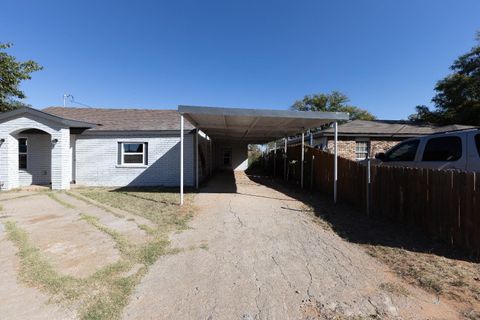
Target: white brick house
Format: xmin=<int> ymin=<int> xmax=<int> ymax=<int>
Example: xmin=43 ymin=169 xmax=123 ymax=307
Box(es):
xmin=0 ymin=105 xmax=349 ymax=194
xmin=0 ymin=107 xmax=207 ymax=190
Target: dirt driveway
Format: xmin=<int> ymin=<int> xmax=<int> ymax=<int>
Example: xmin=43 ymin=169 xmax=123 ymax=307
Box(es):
xmin=123 ymin=172 xmax=459 ymax=320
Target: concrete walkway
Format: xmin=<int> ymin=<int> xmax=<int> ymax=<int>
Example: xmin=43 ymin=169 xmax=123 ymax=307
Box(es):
xmin=123 ymin=172 xmax=459 ymax=320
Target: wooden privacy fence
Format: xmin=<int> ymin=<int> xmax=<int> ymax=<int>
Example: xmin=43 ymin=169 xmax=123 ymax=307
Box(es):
xmin=265 ymin=145 xmax=480 ymax=255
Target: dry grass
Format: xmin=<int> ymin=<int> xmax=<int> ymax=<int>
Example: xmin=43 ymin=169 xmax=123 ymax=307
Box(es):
xmin=3 ymin=188 xmax=195 ymax=320
xmin=379 ymin=282 xmax=410 ymax=297
xmin=367 ymin=245 xmax=480 ymax=304
xmin=47 ymin=192 xmax=76 ymax=209
xmin=251 ymin=177 xmax=480 ymax=317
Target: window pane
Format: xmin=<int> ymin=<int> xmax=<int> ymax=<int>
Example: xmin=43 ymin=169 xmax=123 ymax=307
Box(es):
xmin=385 ymin=140 xmax=419 ymax=162
xmin=422 ymin=136 xmax=462 ymax=161
xmin=19 ymin=138 xmax=27 ymax=153
xmin=355 ymin=141 xmax=369 ymax=160
xmin=123 ymin=154 xmax=143 ymax=164
xmin=19 ymin=154 xmax=27 ymax=169
xmin=123 ymin=143 xmax=143 ymax=153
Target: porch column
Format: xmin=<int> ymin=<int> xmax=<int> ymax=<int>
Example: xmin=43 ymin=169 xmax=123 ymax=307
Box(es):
xmin=0 ymin=135 xmax=19 ymax=190
xmin=180 ymin=115 xmax=184 ymax=205
xmin=51 ymin=128 xmax=71 ymax=190
xmin=334 ymin=122 xmax=338 ymax=204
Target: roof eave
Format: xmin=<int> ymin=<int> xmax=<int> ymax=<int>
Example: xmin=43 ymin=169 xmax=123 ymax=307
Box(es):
xmin=0 ymin=107 xmax=97 ymax=129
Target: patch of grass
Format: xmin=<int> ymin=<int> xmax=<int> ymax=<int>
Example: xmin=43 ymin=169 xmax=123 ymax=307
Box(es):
xmin=379 ymin=282 xmax=410 ymax=297
xmin=364 ymin=244 xmax=480 ymax=301
xmin=47 ymin=192 xmax=76 ymax=209
xmin=80 ymin=214 xmax=133 ymax=258
xmin=137 ymin=224 xmax=156 ymax=235
xmin=5 ymin=188 xmax=194 ymax=320
xmin=4 ymin=220 xmax=83 ymax=301
xmin=65 ymin=190 xmax=125 ymax=218
xmin=81 ymin=261 xmax=144 ymax=320
xmin=77 ymin=188 xmax=194 ymax=229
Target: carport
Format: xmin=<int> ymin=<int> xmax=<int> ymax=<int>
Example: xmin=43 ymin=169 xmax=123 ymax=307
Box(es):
xmin=177 ymin=105 xmax=349 ymax=205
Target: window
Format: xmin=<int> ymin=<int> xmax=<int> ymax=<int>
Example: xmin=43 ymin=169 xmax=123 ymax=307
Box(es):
xmin=119 ymin=142 xmax=147 ymax=165
xmin=385 ymin=139 xmax=419 ymax=162
xmin=422 ymin=136 xmax=462 ymax=162
xmin=475 ymin=134 xmax=480 ymax=157
xmin=18 ymin=138 xmax=27 ymax=169
xmin=223 ymin=149 xmax=231 ymax=166
xmin=355 ymin=140 xmax=370 ymax=160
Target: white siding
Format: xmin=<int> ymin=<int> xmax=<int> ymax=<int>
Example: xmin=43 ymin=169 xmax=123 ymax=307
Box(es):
xmin=75 ymin=133 xmax=195 ymax=187
xmin=18 ymin=133 xmax=52 ymax=186
xmin=214 ymin=142 xmax=248 ymax=171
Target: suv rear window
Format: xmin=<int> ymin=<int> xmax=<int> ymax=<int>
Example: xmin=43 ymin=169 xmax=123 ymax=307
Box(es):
xmin=422 ymin=136 xmax=462 ymax=161
xmin=385 ymin=139 xmax=419 ymax=162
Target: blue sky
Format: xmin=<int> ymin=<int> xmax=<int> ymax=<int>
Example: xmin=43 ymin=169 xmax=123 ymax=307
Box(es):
xmin=1 ymin=0 xmax=479 ymax=119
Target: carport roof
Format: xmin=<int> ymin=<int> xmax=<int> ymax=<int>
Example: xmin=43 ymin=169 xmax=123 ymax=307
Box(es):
xmin=178 ymin=105 xmax=349 ymax=143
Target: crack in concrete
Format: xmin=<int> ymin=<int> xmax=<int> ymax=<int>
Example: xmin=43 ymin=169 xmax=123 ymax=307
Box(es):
xmin=228 ymin=200 xmax=245 ymax=227
xmin=252 ymin=261 xmax=263 ymax=320
xmin=271 ymin=255 xmax=293 ymax=289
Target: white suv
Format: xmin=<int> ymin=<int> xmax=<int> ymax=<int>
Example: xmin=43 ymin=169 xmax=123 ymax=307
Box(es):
xmin=375 ymin=128 xmax=480 ymax=172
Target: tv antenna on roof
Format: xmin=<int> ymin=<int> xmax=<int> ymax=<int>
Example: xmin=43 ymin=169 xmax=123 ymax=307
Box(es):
xmin=63 ymin=94 xmax=74 ymax=107
xmin=62 ymin=94 xmax=92 ymax=108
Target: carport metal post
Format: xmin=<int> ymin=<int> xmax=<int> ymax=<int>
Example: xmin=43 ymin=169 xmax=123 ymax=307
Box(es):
xmin=284 ymin=137 xmax=287 ymax=180
xmin=334 ymin=121 xmax=338 ymax=204
xmin=273 ymin=141 xmax=276 ymax=177
xmin=195 ymin=128 xmax=199 ymax=189
xmin=301 ymin=131 xmax=304 ymax=189
xmin=180 ymin=114 xmax=184 ymax=205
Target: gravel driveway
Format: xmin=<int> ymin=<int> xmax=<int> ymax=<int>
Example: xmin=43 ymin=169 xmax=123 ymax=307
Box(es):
xmin=123 ymin=172 xmax=458 ymax=320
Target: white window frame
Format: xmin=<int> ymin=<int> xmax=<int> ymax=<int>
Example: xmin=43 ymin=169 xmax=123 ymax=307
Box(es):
xmin=355 ymin=138 xmax=370 ymax=161
xmin=119 ymin=142 xmax=147 ymax=166
xmin=18 ymin=137 xmax=28 ymax=170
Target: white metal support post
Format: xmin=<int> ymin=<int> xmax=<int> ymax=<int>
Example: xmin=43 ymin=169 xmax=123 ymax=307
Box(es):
xmin=273 ymin=141 xmax=277 ymax=177
xmin=195 ymin=128 xmax=199 ymax=189
xmin=301 ymin=131 xmax=304 ymax=189
xmin=180 ymin=115 xmax=184 ymax=205
xmin=209 ymin=138 xmax=213 ymax=177
xmin=284 ymin=137 xmax=287 ymax=180
xmin=334 ymin=121 xmax=338 ymax=204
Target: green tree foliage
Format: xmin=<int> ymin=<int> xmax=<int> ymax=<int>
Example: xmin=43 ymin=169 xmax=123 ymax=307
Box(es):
xmin=410 ymin=33 xmax=480 ymax=125
xmin=0 ymin=42 xmax=42 ymax=112
xmin=291 ymin=91 xmax=376 ymax=120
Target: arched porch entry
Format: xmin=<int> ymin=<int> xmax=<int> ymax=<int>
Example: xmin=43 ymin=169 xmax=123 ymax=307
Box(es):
xmin=0 ymin=107 xmax=96 ymax=190
xmin=11 ymin=128 xmax=52 ymax=187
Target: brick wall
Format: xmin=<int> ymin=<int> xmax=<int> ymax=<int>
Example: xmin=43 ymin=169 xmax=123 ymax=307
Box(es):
xmin=326 ymin=138 xmax=402 ymax=161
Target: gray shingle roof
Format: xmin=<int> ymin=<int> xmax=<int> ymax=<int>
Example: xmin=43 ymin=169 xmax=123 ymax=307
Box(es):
xmin=319 ymin=120 xmax=476 ymax=137
xmin=43 ymin=107 xmax=194 ymax=131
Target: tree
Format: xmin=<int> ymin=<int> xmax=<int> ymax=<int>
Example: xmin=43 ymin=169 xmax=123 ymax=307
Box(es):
xmin=0 ymin=42 xmax=42 ymax=112
xmin=409 ymin=33 xmax=480 ymax=125
xmin=291 ymin=91 xmax=376 ymax=120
